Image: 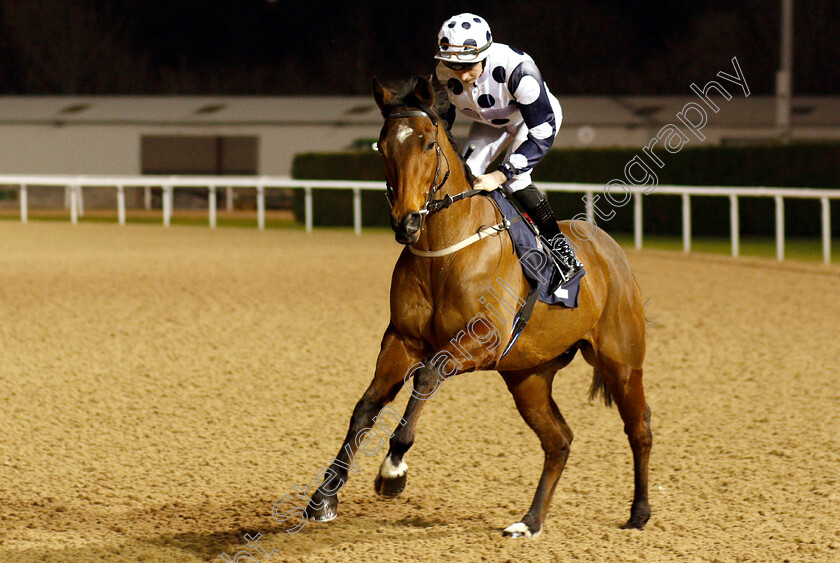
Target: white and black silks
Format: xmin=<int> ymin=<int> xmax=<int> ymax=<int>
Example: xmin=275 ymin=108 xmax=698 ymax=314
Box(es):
xmin=435 ymin=42 xmax=562 ymax=192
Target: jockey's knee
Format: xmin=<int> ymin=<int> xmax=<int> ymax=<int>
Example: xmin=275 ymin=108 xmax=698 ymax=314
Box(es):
xmin=511 ymin=183 xmax=544 ymax=207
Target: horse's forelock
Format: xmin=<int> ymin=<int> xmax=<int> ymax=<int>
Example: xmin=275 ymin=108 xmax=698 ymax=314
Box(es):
xmin=380 ymin=77 xmax=440 ymax=121
xmin=379 ymin=76 xmax=466 ymax=172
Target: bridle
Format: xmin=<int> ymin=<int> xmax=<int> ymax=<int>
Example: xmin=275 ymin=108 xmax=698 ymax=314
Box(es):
xmin=383 ymin=110 xmax=449 ymax=219
xmin=383 ymin=109 xmax=481 ymax=221
xmin=381 ymin=107 xmax=517 ymax=258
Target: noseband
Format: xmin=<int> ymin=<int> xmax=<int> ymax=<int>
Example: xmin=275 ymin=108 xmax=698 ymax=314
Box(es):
xmin=383 ymin=110 xmax=451 ymax=218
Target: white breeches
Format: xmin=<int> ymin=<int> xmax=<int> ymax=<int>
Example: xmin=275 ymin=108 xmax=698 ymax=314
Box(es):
xmin=463 ymin=98 xmax=562 ymax=192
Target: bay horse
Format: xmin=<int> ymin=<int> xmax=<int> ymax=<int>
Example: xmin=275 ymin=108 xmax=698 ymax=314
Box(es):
xmin=305 ymin=76 xmax=652 ymax=537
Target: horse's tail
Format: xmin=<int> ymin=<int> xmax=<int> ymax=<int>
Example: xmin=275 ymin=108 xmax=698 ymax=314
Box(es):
xmin=588 ymin=368 xmax=613 ymax=408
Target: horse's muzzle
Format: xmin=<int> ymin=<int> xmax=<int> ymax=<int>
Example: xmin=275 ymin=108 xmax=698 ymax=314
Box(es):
xmin=392 ymin=211 xmax=422 ymax=244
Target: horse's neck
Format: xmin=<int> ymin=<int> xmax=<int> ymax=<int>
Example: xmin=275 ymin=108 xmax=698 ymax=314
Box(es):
xmin=415 ymin=142 xmax=496 ymax=251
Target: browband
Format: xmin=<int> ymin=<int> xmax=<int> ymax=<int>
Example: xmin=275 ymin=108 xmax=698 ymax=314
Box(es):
xmin=388 ymin=109 xmax=438 ymax=126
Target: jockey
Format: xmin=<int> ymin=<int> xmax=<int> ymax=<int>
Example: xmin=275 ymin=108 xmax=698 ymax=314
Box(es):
xmin=433 ymin=13 xmax=583 ymax=284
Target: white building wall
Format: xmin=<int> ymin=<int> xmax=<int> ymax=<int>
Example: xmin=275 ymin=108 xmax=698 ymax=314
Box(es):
xmin=258 ymin=125 xmax=379 ymax=175
xmin=0 ymin=96 xmax=838 ymax=180
xmin=0 ymin=124 xmax=387 ymax=177
xmin=0 ymin=125 xmax=140 ymax=175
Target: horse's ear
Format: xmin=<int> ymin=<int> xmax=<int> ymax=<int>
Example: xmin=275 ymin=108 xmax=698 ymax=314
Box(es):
xmin=372 ymin=77 xmax=394 ymax=111
xmin=413 ymin=76 xmax=435 ymax=107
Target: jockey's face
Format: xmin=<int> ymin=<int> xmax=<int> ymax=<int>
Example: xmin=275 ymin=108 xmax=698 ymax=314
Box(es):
xmin=446 ymin=61 xmax=484 ymax=86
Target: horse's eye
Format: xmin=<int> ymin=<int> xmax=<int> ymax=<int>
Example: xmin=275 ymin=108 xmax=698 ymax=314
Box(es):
xmin=425 ymin=140 xmax=436 ymax=151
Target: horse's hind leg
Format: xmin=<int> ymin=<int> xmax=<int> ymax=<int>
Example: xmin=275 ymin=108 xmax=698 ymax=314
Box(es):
xmin=306 ymin=327 xmax=421 ymax=522
xmin=499 ymin=365 xmax=573 ymax=538
xmin=592 ymin=353 xmax=652 ymax=529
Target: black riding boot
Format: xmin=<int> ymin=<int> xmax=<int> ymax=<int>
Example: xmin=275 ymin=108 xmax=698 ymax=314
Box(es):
xmin=512 ymin=185 xmax=583 ymax=286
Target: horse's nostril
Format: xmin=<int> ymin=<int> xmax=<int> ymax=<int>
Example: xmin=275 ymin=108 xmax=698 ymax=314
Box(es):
xmin=403 ymin=212 xmax=422 ymax=235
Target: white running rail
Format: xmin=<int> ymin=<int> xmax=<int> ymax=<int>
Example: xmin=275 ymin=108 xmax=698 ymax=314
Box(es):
xmin=1 ymin=175 xmax=837 ymax=264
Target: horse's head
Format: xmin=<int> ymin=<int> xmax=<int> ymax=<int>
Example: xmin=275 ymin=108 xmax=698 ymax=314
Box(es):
xmin=373 ymin=76 xmax=448 ymax=245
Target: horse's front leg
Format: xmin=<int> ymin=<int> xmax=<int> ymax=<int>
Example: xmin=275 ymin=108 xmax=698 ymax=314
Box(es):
xmin=375 ymin=323 xmax=500 ymax=498
xmin=373 ymin=361 xmax=438 ymax=497
xmin=306 ymin=327 xmax=421 ymax=522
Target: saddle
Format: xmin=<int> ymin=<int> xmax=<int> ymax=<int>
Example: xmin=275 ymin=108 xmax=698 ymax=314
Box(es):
xmin=486 ymin=189 xmax=585 ymax=307
xmin=484 ymin=189 xmax=586 ymax=360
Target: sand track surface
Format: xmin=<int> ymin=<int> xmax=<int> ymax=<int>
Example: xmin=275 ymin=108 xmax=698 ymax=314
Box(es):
xmin=0 ymin=223 xmax=837 ymax=562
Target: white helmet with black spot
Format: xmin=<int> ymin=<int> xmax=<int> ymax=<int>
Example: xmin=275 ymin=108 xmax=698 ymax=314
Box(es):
xmin=435 ymin=13 xmax=493 ymax=63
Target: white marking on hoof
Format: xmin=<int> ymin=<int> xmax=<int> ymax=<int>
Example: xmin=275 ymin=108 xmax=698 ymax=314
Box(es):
xmin=311 ymin=511 xmax=336 ymax=523
xmin=378 ymin=457 xmax=407 ymax=479
xmin=503 ymin=522 xmax=540 ymax=538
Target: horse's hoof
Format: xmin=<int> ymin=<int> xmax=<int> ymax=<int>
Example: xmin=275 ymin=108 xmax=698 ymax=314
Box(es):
xmin=621 ymin=514 xmax=649 ymax=530
xmin=621 ymin=504 xmax=650 ymax=530
xmin=374 ymin=471 xmax=407 ymax=498
xmin=502 ymin=522 xmax=541 ymax=539
xmin=375 ymin=457 xmax=407 ymax=498
xmin=306 ymin=496 xmax=338 ymax=522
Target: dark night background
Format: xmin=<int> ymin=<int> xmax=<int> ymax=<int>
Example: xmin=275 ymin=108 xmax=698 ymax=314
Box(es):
xmin=0 ymin=0 xmax=837 ymax=96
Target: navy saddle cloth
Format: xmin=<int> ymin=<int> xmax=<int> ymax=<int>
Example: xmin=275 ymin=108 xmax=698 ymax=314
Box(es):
xmin=488 ymin=190 xmax=585 ymax=308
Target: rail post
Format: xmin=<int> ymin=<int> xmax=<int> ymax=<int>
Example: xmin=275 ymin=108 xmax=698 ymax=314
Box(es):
xmin=682 ymin=193 xmax=691 ymax=253
xmin=730 ymin=194 xmax=739 ymax=258
xmin=77 ymin=183 xmax=85 ymax=218
xmin=585 ymin=190 xmax=594 ymax=224
xmin=20 ymin=184 xmax=27 ymax=224
xmin=305 ymin=186 xmax=313 ymax=233
xmin=208 ymin=185 xmax=217 ymax=228
xmin=775 ymin=195 xmax=784 ymax=261
xmin=226 ymin=186 xmax=234 ymax=211
xmin=821 ymin=197 xmax=831 ymax=264
xmin=117 ymin=185 xmax=126 ymax=226
xmin=163 ymin=184 xmax=172 ymax=227
xmin=353 ymin=187 xmax=362 ymax=235
xmin=634 ymin=190 xmax=643 ymax=249
xmin=70 ymin=184 xmax=79 ymax=224
xmin=257 ymin=184 xmax=265 ymax=231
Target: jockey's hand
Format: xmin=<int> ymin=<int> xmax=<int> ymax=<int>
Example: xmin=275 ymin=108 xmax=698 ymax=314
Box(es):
xmin=473 ymin=170 xmax=507 ymax=191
